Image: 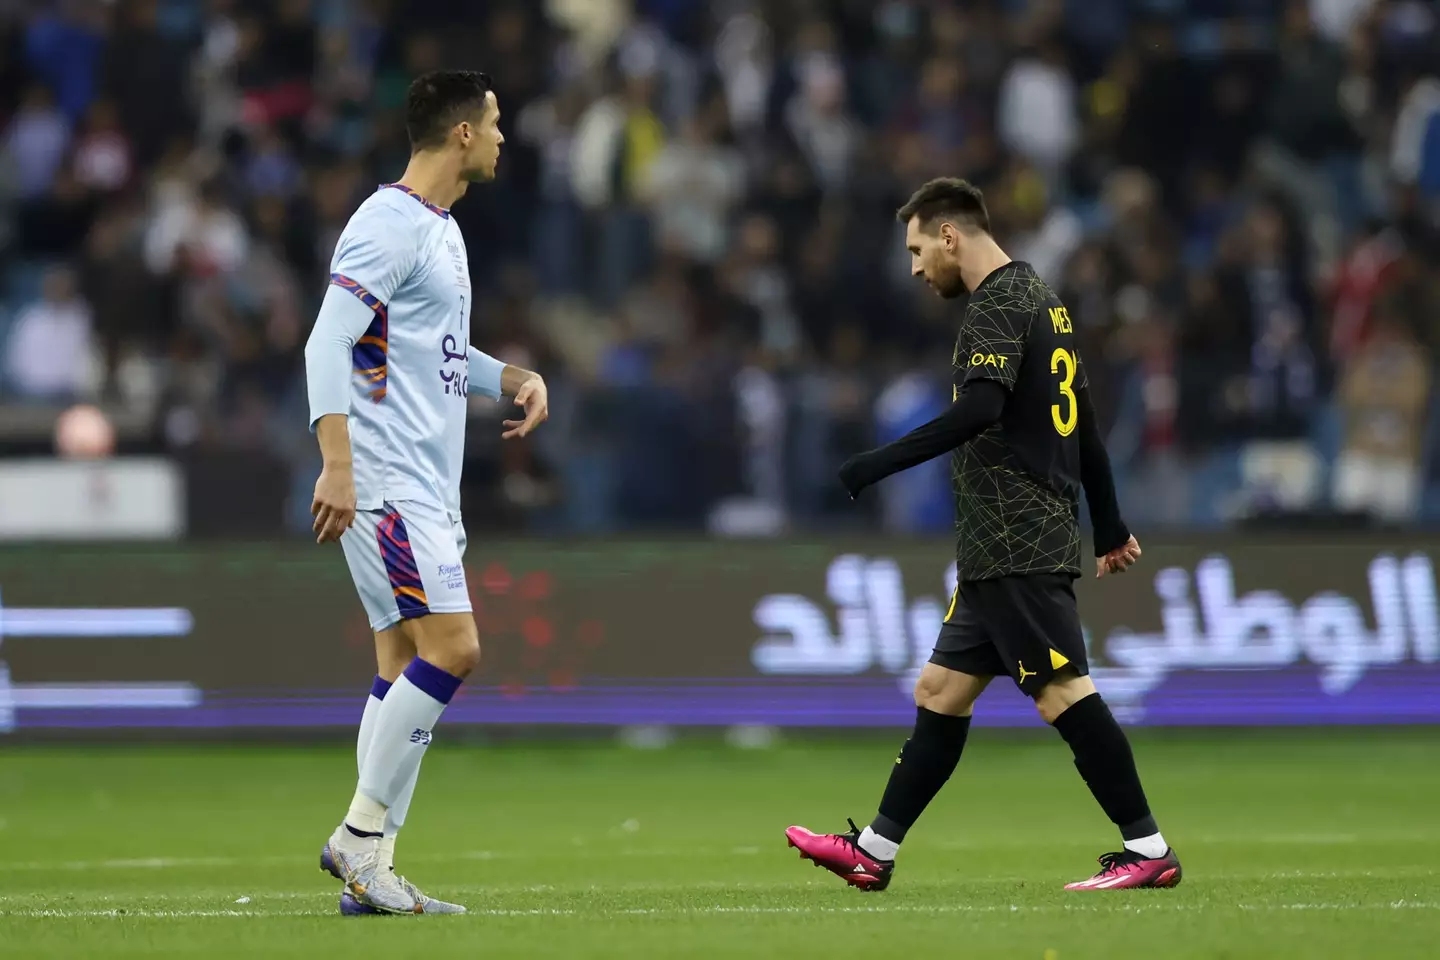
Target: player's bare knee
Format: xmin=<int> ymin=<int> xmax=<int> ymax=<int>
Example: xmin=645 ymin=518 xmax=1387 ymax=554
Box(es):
xmin=1034 ymin=667 xmax=1097 ymax=724
xmin=913 ymin=663 xmax=985 ymax=716
xmin=441 ymin=627 xmax=481 ymax=677
xmin=405 ymin=613 xmax=481 ymax=678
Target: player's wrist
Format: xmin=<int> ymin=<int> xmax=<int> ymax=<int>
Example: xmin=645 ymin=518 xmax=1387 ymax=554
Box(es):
xmin=1093 ymin=525 xmax=1130 ymax=557
xmin=500 ymin=364 xmax=543 ymax=396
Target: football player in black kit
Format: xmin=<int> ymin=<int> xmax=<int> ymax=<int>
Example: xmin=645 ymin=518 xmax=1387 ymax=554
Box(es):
xmin=785 ymin=178 xmax=1181 ymax=892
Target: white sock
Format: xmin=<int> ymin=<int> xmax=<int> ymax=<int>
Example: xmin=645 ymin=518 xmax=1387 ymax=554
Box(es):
xmin=357 ymin=670 xmax=450 ymax=812
xmin=1123 ymin=833 xmax=1168 ymax=859
xmin=857 ymin=826 xmax=899 ymax=862
xmin=387 ymin=762 xmax=419 ymax=833
xmin=379 ymin=764 xmax=420 ymax=871
xmin=347 ymin=683 xmax=389 ymax=836
xmin=355 ymin=686 xmax=412 ymax=864
xmin=357 ymin=693 xmax=384 ymax=774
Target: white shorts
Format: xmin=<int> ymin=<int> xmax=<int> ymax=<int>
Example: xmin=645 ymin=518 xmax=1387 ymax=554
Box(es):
xmin=340 ymin=500 xmax=471 ymax=632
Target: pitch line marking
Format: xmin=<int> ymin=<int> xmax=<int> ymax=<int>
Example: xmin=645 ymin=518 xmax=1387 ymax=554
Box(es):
xmin=5 ymin=902 xmax=1438 ymax=920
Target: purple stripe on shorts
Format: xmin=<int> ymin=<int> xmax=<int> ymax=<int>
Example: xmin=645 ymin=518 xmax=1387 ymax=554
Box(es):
xmin=376 ymin=506 xmax=429 ymax=620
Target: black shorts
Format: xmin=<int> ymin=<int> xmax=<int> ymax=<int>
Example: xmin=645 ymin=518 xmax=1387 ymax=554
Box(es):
xmin=930 ymin=573 xmax=1088 ymax=697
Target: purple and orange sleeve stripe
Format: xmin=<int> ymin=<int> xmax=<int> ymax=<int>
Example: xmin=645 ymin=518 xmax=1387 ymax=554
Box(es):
xmin=330 ymin=273 xmax=389 ymax=403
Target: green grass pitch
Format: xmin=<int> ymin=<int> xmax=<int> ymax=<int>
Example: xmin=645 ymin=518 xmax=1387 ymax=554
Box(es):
xmin=0 ymin=729 xmax=1436 ymax=958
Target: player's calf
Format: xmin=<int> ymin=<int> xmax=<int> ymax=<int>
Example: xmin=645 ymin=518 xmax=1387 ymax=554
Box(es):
xmin=1040 ymin=672 xmax=1178 ymax=889
xmin=334 ymin=621 xmax=472 ymax=899
xmin=348 ymin=655 xmax=464 ymax=827
xmin=853 ymin=666 xmax=984 ymax=861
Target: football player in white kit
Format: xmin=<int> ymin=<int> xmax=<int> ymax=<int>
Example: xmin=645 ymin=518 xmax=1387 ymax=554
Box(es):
xmin=303 ymin=70 xmax=548 ymax=916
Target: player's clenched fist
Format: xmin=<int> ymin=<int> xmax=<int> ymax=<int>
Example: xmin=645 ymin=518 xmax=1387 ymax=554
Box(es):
xmin=1096 ymin=535 xmax=1142 ymax=578
xmin=503 ymin=375 xmax=549 ymax=439
xmin=311 ymin=462 xmax=357 ymax=544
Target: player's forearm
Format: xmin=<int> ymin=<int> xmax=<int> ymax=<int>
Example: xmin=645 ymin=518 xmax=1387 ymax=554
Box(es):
xmin=464 ymin=345 xmax=507 ymax=399
xmin=313 ymin=414 xmax=354 ymax=468
xmin=1075 ymin=384 xmax=1129 ymax=555
xmin=463 ymin=344 xmax=538 ymax=400
xmin=841 ymin=380 xmax=1007 ymax=495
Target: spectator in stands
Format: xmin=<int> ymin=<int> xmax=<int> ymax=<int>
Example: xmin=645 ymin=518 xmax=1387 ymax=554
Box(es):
xmin=997 ymin=40 xmax=1078 ymax=187
xmin=637 ymin=99 xmax=745 ymax=265
xmin=4 ymin=265 xmax=99 ymax=402
xmin=1391 ymin=71 xmax=1440 ymax=200
xmin=1333 ymin=302 xmax=1433 ymax=521
xmin=1257 ymin=0 xmax=1359 ymax=261
xmin=71 ymin=98 xmax=133 ymax=195
xmin=5 ymin=84 xmax=69 ymax=199
xmin=102 ymin=0 xmax=193 ymax=168
xmin=571 ymin=67 xmax=667 ymax=304
xmin=21 ymin=0 xmax=105 ymax=125
xmin=144 ymin=177 xmax=249 ymax=280
xmin=783 ymin=45 xmax=859 ymax=196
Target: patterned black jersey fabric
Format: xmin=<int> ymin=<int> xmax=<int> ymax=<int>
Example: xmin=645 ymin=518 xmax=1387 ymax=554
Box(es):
xmin=951 ymin=261 xmax=1087 ymax=581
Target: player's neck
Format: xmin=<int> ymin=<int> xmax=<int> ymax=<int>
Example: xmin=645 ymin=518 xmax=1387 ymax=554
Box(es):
xmin=396 ymin=152 xmax=468 ymax=211
xmin=960 ymin=238 xmax=1013 ymax=293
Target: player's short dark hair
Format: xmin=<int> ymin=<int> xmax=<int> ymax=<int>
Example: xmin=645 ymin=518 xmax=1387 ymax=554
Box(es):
xmin=405 ymin=70 xmax=494 ymax=151
xmin=896 ymin=178 xmax=990 ymax=234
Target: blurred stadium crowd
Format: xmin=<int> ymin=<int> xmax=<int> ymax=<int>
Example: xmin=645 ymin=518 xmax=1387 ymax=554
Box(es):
xmin=1 ymin=0 xmax=1438 ymax=535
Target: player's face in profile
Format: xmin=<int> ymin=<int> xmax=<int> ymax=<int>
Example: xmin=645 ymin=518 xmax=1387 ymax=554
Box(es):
xmin=459 ymin=91 xmax=504 ymax=182
xmin=905 ymin=216 xmax=967 ymax=299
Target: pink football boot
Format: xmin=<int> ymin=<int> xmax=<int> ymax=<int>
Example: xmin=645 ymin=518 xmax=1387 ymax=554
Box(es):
xmin=785 ymin=819 xmax=895 ymax=892
xmin=1065 ymin=848 xmax=1183 ymax=890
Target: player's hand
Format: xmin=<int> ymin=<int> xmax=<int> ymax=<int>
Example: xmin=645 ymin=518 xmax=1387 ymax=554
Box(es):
xmin=1096 ymin=535 xmax=1141 ymax=578
xmin=311 ymin=463 xmax=356 ymax=544
xmin=503 ymin=375 xmax=549 ymax=439
xmin=838 ymin=453 xmax=877 ymax=500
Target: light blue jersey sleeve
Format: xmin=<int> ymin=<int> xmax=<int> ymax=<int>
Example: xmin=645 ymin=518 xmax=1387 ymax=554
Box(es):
xmin=467 ymin=345 xmax=505 ymax=400
xmin=304 ymin=206 xmax=418 ymax=430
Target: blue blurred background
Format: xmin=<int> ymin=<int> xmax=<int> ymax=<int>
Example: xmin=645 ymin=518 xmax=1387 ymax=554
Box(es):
xmin=0 ymin=0 xmax=1438 ymax=540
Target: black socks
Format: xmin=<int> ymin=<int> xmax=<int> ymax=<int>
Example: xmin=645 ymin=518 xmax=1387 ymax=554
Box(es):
xmin=1051 ymin=692 xmax=1158 ymax=840
xmin=870 ymin=707 xmax=972 ymax=844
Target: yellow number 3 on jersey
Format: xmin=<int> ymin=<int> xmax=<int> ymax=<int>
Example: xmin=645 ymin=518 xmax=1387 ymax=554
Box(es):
xmin=1051 ymin=348 xmax=1077 ymax=436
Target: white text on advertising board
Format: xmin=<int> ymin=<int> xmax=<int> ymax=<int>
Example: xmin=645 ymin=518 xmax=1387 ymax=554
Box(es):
xmin=752 ymin=553 xmax=1438 ymax=703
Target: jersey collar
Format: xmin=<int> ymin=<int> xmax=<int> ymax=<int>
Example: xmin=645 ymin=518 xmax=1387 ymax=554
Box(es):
xmin=379 ymin=183 xmax=451 ymax=219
